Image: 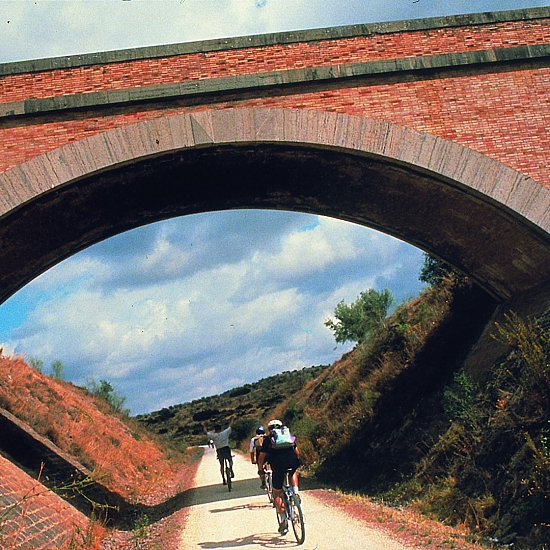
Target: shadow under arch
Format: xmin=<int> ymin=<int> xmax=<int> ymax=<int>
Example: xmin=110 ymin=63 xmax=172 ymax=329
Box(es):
xmin=1 ymin=107 xmax=550 ymax=304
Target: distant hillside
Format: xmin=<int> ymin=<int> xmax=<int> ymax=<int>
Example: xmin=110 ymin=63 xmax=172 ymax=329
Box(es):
xmin=135 ymin=365 xmax=330 ymax=446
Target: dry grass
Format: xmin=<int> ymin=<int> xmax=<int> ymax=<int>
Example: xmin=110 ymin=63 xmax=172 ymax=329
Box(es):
xmin=0 ymin=356 xmax=190 ymax=504
xmin=313 ymin=489 xmax=484 ymax=550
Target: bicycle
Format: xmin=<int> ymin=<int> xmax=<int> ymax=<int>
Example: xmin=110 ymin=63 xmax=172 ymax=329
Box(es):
xmin=276 ymin=469 xmax=305 ymax=545
xmin=264 ymin=465 xmax=274 ymax=505
xmin=222 ymin=455 xmax=234 ymax=492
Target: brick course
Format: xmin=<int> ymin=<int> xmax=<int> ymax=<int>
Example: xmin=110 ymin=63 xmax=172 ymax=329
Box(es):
xmin=1 ymin=17 xmax=549 ymax=103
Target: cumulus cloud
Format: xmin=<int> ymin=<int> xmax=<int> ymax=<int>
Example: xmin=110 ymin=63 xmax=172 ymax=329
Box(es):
xmin=2 ymin=211 xmax=424 ymax=413
xmin=0 ymin=1 xmax=543 ymax=63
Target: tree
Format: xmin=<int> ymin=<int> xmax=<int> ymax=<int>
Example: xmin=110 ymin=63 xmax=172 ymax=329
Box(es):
xmin=325 ymin=288 xmax=394 ymax=344
xmin=50 ymin=360 xmax=64 ymax=380
xmin=419 ymin=253 xmax=467 ymax=288
xmin=29 ymin=357 xmax=44 ymax=373
xmin=86 ymin=377 xmax=128 ymax=414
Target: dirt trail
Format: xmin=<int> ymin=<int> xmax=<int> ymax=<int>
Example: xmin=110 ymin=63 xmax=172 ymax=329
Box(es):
xmin=178 ymin=446 xmax=411 ymax=549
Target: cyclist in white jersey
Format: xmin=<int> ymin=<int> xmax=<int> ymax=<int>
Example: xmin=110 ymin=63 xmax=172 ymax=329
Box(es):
xmin=203 ymin=416 xmax=235 ymax=484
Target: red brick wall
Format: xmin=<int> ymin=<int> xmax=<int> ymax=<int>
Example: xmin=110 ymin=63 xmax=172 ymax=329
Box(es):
xmin=0 ymin=455 xmax=100 ymax=549
xmin=1 ymin=18 xmax=548 ymax=102
xmin=1 ymin=13 xmax=549 ymax=186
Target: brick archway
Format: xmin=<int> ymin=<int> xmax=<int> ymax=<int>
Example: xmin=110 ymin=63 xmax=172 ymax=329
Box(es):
xmin=1 ymin=107 xmax=550 ymax=303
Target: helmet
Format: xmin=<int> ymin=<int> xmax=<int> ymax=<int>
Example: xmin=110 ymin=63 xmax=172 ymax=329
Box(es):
xmin=267 ymin=419 xmax=283 ymax=430
xmin=256 ymin=426 xmax=266 ymax=435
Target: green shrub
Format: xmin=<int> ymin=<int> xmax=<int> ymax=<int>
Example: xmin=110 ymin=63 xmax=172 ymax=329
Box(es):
xmin=443 ymin=369 xmax=478 ymax=425
xmin=325 ymin=288 xmax=394 ymax=344
xmin=230 ymin=418 xmax=256 ymax=445
xmin=291 ymin=414 xmax=318 ymax=439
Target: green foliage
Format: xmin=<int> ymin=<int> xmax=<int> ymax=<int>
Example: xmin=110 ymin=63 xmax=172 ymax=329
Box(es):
xmin=418 ymin=253 xmax=454 ymax=287
xmin=291 ymin=414 xmax=318 ymax=439
xmin=321 ymin=378 xmax=342 ymax=396
xmin=494 ymin=311 xmax=550 ymax=375
xmin=86 ymin=377 xmax=129 ymax=415
xmin=325 ymin=288 xmax=395 ymax=344
xmin=230 ymin=418 xmax=256 ymax=445
xmin=362 ymin=388 xmax=380 ymax=414
xmin=50 ymin=359 xmax=64 ymax=380
xmin=282 ymin=402 xmax=303 ymax=426
xmin=133 ymin=513 xmax=150 ymax=542
xmin=408 ymin=310 xmax=550 ymax=545
xmin=229 ymin=385 xmax=252 ymax=398
xmin=28 ymin=357 xmax=43 ymax=373
xmin=443 ymin=369 xmax=478 ymax=424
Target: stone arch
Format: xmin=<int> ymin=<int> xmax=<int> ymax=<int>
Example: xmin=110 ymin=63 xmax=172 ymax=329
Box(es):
xmin=1 ymin=107 xmax=550 ymax=304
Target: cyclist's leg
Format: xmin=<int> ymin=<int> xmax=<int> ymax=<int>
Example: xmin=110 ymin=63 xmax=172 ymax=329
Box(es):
xmin=226 ymin=458 xmax=232 ymax=491
xmin=290 ymin=469 xmax=300 ymax=499
xmin=271 ymin=468 xmax=286 ymax=515
xmin=229 ymin=453 xmax=234 ymax=477
xmin=219 ymin=447 xmax=233 ymax=481
xmin=273 ymin=488 xmax=284 ymax=513
xmin=257 ymin=451 xmax=266 ymax=487
xmin=219 ymin=458 xmax=226 ymax=483
xmin=216 ymin=449 xmax=227 ymax=483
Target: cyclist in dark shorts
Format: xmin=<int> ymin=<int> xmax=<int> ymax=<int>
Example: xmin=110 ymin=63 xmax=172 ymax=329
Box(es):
xmin=203 ymin=416 xmax=235 ymax=485
xmin=257 ymin=419 xmax=300 ymax=534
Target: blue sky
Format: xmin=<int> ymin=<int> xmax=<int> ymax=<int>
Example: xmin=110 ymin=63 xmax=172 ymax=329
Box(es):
xmin=0 ymin=0 xmax=547 ymax=414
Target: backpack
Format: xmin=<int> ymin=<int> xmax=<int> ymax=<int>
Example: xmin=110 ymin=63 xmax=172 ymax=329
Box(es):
xmin=270 ymin=426 xmax=295 ymax=449
xmin=253 ymin=434 xmax=265 ymax=449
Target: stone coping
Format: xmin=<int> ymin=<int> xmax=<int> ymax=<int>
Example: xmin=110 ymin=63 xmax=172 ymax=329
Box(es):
xmin=0 ymin=7 xmax=548 ymax=76
xmin=2 ymin=42 xmax=549 ymax=118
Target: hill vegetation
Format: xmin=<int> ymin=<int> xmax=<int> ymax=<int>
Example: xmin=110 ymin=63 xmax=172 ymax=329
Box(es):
xmin=0 ymin=357 xmax=198 ymax=506
xmin=135 ymin=364 xmax=330 ymax=447
xmin=1 ymin=255 xmax=549 ymax=548
xmin=264 ymin=272 xmax=550 ymax=548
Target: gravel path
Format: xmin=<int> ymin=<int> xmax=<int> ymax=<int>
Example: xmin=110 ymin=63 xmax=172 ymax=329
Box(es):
xmin=178 ymin=447 xmax=411 ymax=549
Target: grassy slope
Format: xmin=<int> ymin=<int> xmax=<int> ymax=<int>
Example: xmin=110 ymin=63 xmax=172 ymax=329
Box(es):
xmin=270 ymin=279 xmax=550 ymax=548
xmin=0 ymin=357 xmax=196 ymax=505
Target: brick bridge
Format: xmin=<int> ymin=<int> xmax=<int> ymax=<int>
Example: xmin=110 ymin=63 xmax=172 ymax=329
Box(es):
xmin=1 ymin=6 xmax=550 ymax=546
xmin=1 ymin=6 xmax=550 ymax=312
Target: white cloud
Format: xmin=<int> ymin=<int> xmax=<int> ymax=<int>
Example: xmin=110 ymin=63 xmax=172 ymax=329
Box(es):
xmin=233 ymin=287 xmax=302 ymax=335
xmin=1 ymin=1 xmax=544 ymax=63
xmin=265 ymin=219 xmax=358 ymax=278
xmin=3 ymin=211 xmax=424 ymax=413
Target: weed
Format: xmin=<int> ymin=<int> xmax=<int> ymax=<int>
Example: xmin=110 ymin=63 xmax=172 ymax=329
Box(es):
xmin=443 ymin=370 xmax=479 ymax=426
xmin=133 ymin=513 xmax=150 ymax=542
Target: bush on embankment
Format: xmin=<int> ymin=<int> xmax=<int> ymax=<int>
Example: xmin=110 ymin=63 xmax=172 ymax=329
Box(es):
xmin=274 ymin=276 xmax=550 ymax=548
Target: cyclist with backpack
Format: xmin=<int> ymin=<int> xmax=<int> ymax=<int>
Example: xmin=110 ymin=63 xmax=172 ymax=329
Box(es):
xmin=257 ymin=419 xmax=300 ymax=535
xmin=249 ymin=426 xmax=267 ymax=488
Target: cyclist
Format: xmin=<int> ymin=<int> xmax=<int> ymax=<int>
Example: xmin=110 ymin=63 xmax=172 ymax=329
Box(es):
xmin=249 ymin=425 xmax=267 ymax=488
xmin=202 ymin=416 xmax=235 ymax=485
xmin=257 ymin=419 xmax=300 ymax=535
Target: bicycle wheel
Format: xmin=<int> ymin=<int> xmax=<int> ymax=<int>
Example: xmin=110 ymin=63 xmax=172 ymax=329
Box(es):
xmin=289 ymin=493 xmax=305 ymax=544
xmin=225 ymin=460 xmax=232 ymax=491
xmin=265 ymin=471 xmax=274 ymax=504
